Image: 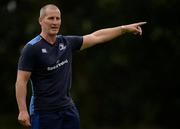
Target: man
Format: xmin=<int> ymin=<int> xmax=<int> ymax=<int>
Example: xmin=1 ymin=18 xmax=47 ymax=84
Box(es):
xmin=15 ymin=4 xmax=146 ymax=129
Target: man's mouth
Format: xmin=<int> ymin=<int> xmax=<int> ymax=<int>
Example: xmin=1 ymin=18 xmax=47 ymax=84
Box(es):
xmin=51 ymin=27 xmax=59 ymax=30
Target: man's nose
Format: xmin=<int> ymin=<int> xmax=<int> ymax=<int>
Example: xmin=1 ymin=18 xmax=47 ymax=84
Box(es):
xmin=52 ymin=20 xmax=58 ymax=24
xmin=52 ymin=19 xmax=60 ymax=24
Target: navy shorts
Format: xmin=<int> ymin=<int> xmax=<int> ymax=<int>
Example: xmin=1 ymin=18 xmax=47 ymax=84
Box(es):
xmin=30 ymin=106 xmax=80 ymax=129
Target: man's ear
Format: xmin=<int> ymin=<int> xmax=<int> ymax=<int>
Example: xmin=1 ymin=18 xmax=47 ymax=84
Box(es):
xmin=39 ymin=17 xmax=42 ymax=25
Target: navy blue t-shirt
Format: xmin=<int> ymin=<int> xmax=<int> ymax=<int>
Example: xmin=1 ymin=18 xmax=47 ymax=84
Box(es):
xmin=18 ymin=35 xmax=83 ymax=114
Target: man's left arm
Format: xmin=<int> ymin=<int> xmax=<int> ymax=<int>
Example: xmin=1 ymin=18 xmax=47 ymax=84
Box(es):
xmin=81 ymin=22 xmax=146 ymax=50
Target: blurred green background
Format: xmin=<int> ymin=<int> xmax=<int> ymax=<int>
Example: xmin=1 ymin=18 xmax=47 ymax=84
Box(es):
xmin=0 ymin=0 xmax=180 ymax=129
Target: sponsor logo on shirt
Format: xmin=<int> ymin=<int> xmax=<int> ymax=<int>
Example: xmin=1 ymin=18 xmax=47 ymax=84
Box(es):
xmin=59 ymin=43 xmax=66 ymax=51
xmin=47 ymin=59 xmax=68 ymax=71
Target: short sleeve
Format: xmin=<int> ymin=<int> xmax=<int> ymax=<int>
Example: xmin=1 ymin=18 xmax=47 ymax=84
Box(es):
xmin=18 ymin=44 xmax=35 ymax=71
xmin=64 ymin=36 xmax=83 ymax=51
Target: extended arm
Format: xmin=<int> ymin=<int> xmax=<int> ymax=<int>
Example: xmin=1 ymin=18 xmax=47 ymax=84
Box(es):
xmin=15 ymin=70 xmax=31 ymax=127
xmin=81 ymin=22 xmax=146 ymax=50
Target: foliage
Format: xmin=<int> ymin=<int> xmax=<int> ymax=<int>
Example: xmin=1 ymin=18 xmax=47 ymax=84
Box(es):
xmin=0 ymin=0 xmax=180 ymax=129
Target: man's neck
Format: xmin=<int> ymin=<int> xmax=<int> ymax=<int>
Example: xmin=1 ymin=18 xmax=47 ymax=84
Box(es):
xmin=40 ymin=33 xmax=56 ymax=45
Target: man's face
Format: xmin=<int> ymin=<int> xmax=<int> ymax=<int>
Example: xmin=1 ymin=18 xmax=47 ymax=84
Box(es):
xmin=39 ymin=8 xmax=61 ymax=36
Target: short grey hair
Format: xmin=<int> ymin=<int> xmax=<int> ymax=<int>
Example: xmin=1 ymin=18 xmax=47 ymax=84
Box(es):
xmin=39 ymin=4 xmax=60 ymax=18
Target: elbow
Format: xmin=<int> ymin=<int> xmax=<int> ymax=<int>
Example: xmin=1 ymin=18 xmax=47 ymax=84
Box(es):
xmin=15 ymin=79 xmax=26 ymax=89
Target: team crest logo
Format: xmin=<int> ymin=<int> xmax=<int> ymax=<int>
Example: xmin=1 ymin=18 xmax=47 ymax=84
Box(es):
xmin=59 ymin=43 xmax=66 ymax=51
xmin=41 ymin=48 xmax=47 ymax=53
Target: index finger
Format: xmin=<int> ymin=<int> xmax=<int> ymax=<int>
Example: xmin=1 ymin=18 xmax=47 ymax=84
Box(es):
xmin=135 ymin=22 xmax=147 ymax=26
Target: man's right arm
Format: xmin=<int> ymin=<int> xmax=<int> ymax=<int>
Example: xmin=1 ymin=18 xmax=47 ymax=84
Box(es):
xmin=15 ymin=70 xmax=31 ymax=127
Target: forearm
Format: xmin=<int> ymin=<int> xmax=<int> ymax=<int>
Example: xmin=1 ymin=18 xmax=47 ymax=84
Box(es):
xmin=81 ymin=25 xmax=126 ymax=50
xmin=92 ymin=26 xmax=126 ymax=43
xmin=16 ymin=81 xmax=28 ymax=112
